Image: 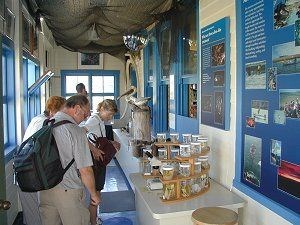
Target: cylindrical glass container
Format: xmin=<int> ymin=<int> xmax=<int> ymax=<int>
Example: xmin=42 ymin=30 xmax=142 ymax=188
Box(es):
xmin=157 ymin=133 xmax=166 ymax=142
xmin=190 ymin=142 xmax=201 ymax=154
xmin=199 ymin=155 xmax=209 ymax=170
xmin=198 ymin=137 xmax=208 ymax=150
xmin=194 ymin=161 xmax=202 ymax=174
xmin=158 ymin=148 xmax=167 ymax=159
xmin=170 ymin=147 xmax=179 ymax=159
xmin=180 ymin=180 xmax=191 ymax=198
xmin=179 ymin=162 xmax=191 ymax=177
xmin=170 ymin=133 xmax=179 ymax=143
xmin=182 ymin=133 xmax=191 ymax=143
xmin=191 ymin=134 xmax=202 ymax=142
xmin=163 ymin=183 xmax=176 ymax=200
xmin=180 ymin=144 xmax=191 ymax=157
xmin=162 ymin=165 xmax=175 ymax=180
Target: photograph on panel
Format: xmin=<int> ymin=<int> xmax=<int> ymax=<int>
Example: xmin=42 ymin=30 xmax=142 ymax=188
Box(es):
xmin=274 ymin=110 xmax=286 ymax=125
xmin=272 ymin=41 xmax=300 ymax=75
xmin=270 ymin=139 xmax=282 ymax=166
xmin=279 ymin=89 xmax=300 ymax=119
xmin=245 ymin=61 xmax=266 ymax=89
xmin=214 ymin=91 xmax=224 ymax=125
xmin=243 ymin=134 xmax=262 ymax=187
xmin=211 ymin=42 xmax=225 ymax=66
xmin=267 ymin=67 xmax=277 ymax=91
xmin=274 ymin=0 xmax=300 ymax=30
xmin=202 ymin=95 xmax=212 ymax=113
xmin=213 ymin=70 xmax=225 ymax=87
xmin=277 ymin=160 xmax=300 ymax=199
xmin=251 ymin=100 xmax=269 ymax=124
xmin=246 ymin=116 xmax=255 ymax=128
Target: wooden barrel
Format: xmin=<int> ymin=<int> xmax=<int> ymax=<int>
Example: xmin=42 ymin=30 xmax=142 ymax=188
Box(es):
xmin=191 ymin=207 xmax=238 ymax=225
xmin=132 ymin=107 xmax=151 ymax=141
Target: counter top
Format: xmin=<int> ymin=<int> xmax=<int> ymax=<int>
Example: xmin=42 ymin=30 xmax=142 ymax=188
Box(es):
xmin=129 ymin=173 xmax=246 ymax=219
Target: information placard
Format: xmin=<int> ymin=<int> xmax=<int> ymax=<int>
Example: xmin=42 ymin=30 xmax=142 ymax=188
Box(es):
xmin=238 ymin=0 xmax=300 ymax=214
xmin=201 ymin=17 xmax=230 ymax=130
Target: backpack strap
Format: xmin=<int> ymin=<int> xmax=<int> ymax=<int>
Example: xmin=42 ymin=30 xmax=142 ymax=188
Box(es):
xmin=63 ymin=158 xmax=75 ymax=172
xmin=44 ymin=119 xmax=75 ymax=172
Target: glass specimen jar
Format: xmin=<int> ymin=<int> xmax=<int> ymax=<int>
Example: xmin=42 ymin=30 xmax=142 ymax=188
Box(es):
xmin=162 ymin=165 xmax=175 ymax=180
xmin=182 ymin=133 xmax=191 ymax=143
xmin=180 ymin=144 xmax=191 ymax=157
xmin=194 ymin=161 xmax=202 ymax=174
xmin=170 ymin=133 xmax=179 ymax=143
xmin=199 ymin=155 xmax=209 ymax=170
xmin=157 ymin=133 xmax=166 ymax=142
xmin=179 ymin=162 xmax=191 ymax=177
xmin=180 ymin=180 xmax=191 ymax=198
xmin=191 ymin=142 xmax=201 ymax=154
xmin=163 ymin=183 xmax=176 ymax=200
xmin=191 ymin=134 xmax=202 ymax=142
xmin=170 ymin=147 xmax=179 ymax=159
xmin=158 ymin=148 xmax=167 ymax=159
xmin=198 ymin=137 xmax=208 ymax=150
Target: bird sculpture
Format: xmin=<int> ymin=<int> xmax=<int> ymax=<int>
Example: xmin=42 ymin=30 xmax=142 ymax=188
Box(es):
xmin=117 ymin=86 xmax=151 ymax=108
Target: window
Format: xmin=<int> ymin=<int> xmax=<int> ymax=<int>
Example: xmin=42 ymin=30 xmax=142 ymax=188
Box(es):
xmin=23 ymin=54 xmax=41 ymax=127
xmin=179 ymin=0 xmax=198 ymax=118
xmin=61 ymin=70 xmax=120 ymax=116
xmin=2 ymin=40 xmax=16 ymax=151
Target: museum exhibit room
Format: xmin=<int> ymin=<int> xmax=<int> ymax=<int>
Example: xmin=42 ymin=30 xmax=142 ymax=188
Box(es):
xmin=0 ymin=0 xmax=299 ymax=225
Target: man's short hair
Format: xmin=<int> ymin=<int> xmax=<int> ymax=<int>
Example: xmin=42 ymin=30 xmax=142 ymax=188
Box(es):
xmin=76 ymin=83 xmax=86 ymax=94
xmin=65 ymin=95 xmax=89 ymax=108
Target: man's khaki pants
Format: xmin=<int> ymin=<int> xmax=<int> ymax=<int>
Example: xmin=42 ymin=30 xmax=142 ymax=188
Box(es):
xmin=39 ymin=186 xmax=90 ymax=225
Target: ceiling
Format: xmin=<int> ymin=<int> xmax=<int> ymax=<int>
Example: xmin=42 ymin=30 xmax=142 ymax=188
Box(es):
xmin=24 ymin=0 xmax=177 ymax=57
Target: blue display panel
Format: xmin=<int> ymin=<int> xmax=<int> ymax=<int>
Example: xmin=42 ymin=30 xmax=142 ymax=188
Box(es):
xmin=201 ymin=17 xmax=230 ymax=130
xmin=238 ymin=0 xmax=300 ymax=215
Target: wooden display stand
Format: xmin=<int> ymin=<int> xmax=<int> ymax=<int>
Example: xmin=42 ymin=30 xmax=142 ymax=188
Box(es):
xmin=151 ymin=141 xmax=211 ymax=203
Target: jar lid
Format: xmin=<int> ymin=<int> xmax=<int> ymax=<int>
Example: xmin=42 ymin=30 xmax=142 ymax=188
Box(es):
xmin=191 ymin=142 xmax=201 ymax=145
xmin=180 ymin=144 xmax=191 ymax=148
xmin=192 ymin=134 xmax=202 ymax=137
xmin=158 ymin=148 xmax=167 ymax=152
xmin=157 ymin=133 xmax=166 ymax=136
xmin=199 ymin=155 xmax=208 ymax=159
xmin=170 ymin=132 xmax=179 ymax=136
xmin=194 ymin=162 xmax=201 ymax=165
xmin=198 ymin=137 xmax=208 ymax=141
xmin=171 ymin=148 xmax=179 ymax=152
xmin=182 ymin=133 xmax=191 ymax=136
xmin=162 ymin=165 xmax=174 ymax=171
xmin=180 ymin=163 xmax=190 ymax=168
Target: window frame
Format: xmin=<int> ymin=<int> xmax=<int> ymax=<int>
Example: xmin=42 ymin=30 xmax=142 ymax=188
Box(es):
xmin=22 ymin=51 xmax=41 ymax=128
xmin=2 ymin=37 xmax=17 ymax=156
xmin=61 ymin=70 xmax=120 ymax=118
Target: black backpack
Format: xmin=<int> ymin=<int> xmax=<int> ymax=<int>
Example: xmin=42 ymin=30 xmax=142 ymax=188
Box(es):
xmin=14 ymin=119 xmax=74 ymax=192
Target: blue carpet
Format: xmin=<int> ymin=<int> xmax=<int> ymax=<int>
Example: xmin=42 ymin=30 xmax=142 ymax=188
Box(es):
xmin=103 ymin=216 xmax=133 ymax=225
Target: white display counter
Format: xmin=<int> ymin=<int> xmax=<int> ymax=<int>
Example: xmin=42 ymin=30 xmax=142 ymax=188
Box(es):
xmin=114 ymin=129 xmax=140 ymax=189
xmin=130 ymin=173 xmax=246 ymax=225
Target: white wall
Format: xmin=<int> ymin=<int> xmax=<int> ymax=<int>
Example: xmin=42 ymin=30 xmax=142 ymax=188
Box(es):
xmin=53 ymin=47 xmax=128 ymax=128
xmin=199 ymin=0 xmax=291 ymax=224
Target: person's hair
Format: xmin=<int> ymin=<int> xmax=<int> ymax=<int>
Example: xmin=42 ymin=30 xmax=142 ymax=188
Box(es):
xmin=76 ymin=83 xmax=86 ymax=93
xmin=44 ymin=96 xmax=66 ymax=116
xmin=65 ymin=95 xmax=89 ymax=108
xmin=97 ymin=99 xmax=118 ymax=113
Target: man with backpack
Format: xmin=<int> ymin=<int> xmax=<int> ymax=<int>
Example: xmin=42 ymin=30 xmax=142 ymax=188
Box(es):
xmin=39 ymin=95 xmax=101 ymax=225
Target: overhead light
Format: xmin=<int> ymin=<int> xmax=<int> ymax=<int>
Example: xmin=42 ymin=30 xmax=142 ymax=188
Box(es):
xmin=88 ymin=23 xmax=99 ymax=41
